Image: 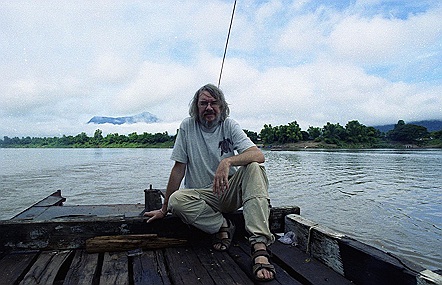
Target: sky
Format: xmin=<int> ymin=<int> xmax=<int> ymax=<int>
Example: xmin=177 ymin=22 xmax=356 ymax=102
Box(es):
xmin=1 ymin=0 xmax=441 ymax=138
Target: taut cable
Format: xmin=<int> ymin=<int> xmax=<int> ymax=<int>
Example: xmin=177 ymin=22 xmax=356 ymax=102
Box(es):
xmin=218 ymin=0 xmax=237 ymax=88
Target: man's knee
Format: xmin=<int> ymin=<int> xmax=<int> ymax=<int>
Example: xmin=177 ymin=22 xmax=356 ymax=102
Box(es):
xmin=168 ymin=190 xmax=201 ymax=214
xmin=247 ymin=161 xmax=260 ymax=170
xmin=240 ymin=162 xmax=269 ymax=199
xmin=244 ymin=162 xmax=267 ymax=182
xmin=168 ymin=191 xmax=185 ymax=212
xmin=244 ymin=162 xmax=265 ymax=175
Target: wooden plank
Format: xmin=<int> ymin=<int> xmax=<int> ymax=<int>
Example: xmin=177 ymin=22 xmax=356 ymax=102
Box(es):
xmin=228 ymin=239 xmax=303 ymax=285
xmin=417 ymin=270 xmax=442 ymax=285
xmin=12 ymin=190 xmax=66 ymax=220
xmin=0 ymin=216 xmax=183 ymax=251
xmin=32 ymin=193 xmax=66 ymax=207
xmin=164 ymin=247 xmax=214 ymax=284
xmin=63 ymin=250 xmax=100 ymax=285
xmin=100 ymin=252 xmax=129 ymax=285
xmin=0 ymin=251 xmax=39 ymax=285
xmin=192 ymin=246 xmax=254 ymax=285
xmin=33 ymin=204 xmax=146 ymax=220
xmin=86 ymin=234 xmax=187 ymax=253
xmin=284 ymin=214 xmax=346 ymax=275
xmin=339 ymin=238 xmax=425 ymax=285
xmin=10 ymin=207 xmax=49 ymax=221
xmin=284 ymin=214 xmax=442 ymax=285
xmin=0 ymin=207 xmax=296 ymax=251
xmin=269 ymin=241 xmax=353 ymax=285
xmin=132 ymin=250 xmax=171 ymax=285
xmin=19 ymin=250 xmax=72 ymax=285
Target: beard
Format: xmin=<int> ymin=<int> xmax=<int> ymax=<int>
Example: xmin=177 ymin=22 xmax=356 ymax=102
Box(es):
xmin=199 ymin=111 xmax=221 ymax=129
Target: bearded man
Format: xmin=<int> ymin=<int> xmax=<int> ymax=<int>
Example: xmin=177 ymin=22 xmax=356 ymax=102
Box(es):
xmin=144 ymin=83 xmax=276 ymax=281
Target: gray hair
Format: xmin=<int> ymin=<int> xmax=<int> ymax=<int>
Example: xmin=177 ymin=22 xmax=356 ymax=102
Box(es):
xmin=189 ymin=84 xmax=230 ymax=121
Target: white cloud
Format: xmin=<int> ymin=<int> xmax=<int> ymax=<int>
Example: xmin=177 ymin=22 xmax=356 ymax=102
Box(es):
xmin=329 ymin=9 xmax=442 ymax=66
xmin=0 ymin=0 xmax=440 ymax=138
xmin=255 ymin=0 xmax=283 ymax=23
xmin=112 ymin=52 xmax=222 ymax=119
xmin=91 ymin=53 xmax=136 ymax=84
xmin=278 ymin=13 xmax=327 ymax=55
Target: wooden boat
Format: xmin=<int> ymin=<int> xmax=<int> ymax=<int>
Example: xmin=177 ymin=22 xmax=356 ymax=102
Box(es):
xmin=0 ymin=189 xmax=440 ymax=285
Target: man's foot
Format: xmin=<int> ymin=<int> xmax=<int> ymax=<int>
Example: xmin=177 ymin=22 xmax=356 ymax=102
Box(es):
xmin=212 ymin=218 xmax=235 ymax=251
xmin=252 ymin=242 xmax=276 ymax=282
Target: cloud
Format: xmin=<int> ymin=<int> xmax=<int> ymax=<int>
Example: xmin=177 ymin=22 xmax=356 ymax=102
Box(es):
xmin=0 ymin=0 xmax=440 ymax=138
xmin=221 ymin=54 xmax=441 ymax=131
xmin=278 ymin=13 xmax=328 ymax=56
xmin=329 ymin=7 xmax=442 ymax=67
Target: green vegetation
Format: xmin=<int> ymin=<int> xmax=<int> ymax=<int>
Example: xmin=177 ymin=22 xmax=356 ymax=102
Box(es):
xmin=0 ymin=130 xmax=174 ymax=148
xmin=1 ymin=120 xmax=441 ymax=149
xmin=254 ymin=120 xmax=441 ymax=149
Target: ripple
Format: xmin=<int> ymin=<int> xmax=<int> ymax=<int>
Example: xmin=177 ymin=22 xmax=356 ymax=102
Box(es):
xmin=1 ymin=148 xmax=441 ymax=269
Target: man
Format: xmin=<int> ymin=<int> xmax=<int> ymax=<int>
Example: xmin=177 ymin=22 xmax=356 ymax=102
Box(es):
xmin=144 ymin=84 xmax=275 ymax=281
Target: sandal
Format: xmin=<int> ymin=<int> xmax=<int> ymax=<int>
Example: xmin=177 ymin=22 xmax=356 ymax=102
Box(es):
xmin=251 ymin=245 xmax=276 ymax=282
xmin=212 ymin=218 xmax=235 ymax=251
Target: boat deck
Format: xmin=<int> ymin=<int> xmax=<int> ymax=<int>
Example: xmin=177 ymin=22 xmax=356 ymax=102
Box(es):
xmin=0 ymin=190 xmax=352 ymax=285
xmin=1 ymin=190 xmax=441 ymax=285
xmin=0 ymin=235 xmax=353 ymax=285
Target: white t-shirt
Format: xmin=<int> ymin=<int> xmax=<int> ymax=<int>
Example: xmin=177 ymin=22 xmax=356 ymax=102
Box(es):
xmin=171 ymin=117 xmax=256 ymax=189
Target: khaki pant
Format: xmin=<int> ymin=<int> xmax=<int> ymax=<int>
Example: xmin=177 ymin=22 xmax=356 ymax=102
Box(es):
xmin=168 ymin=162 xmax=275 ymax=246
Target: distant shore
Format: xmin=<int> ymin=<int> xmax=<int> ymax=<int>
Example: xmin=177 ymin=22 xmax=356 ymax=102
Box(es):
xmin=1 ymin=140 xmax=441 ymax=149
xmin=261 ymin=141 xmax=442 ymax=150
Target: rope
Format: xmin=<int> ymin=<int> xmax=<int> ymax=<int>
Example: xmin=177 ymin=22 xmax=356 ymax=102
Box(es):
xmin=306 ymin=224 xmax=318 ymax=256
xmin=218 ymin=0 xmax=237 ymax=88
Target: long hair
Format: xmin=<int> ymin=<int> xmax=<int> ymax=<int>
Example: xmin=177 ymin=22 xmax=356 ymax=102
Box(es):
xmin=189 ymin=84 xmax=230 ymax=122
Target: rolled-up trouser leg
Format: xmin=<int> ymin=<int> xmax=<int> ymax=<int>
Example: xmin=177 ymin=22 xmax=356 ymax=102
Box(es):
xmin=227 ymin=162 xmax=275 ymax=246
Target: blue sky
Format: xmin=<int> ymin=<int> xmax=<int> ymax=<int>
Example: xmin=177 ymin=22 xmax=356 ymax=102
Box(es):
xmin=1 ymin=0 xmax=441 ymax=137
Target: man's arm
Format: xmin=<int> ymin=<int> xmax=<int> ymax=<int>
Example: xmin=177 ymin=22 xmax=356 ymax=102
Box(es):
xmin=213 ymin=146 xmax=264 ymax=195
xmin=225 ymin=145 xmax=265 ymax=166
xmin=144 ymin=161 xmax=186 ymax=222
xmin=162 ymin=161 xmax=186 ymax=212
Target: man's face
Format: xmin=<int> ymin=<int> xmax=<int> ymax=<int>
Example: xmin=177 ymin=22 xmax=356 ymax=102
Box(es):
xmin=198 ymin=90 xmax=221 ymax=128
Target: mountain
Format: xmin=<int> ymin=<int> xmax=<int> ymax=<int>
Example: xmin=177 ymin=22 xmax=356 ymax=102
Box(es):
xmin=87 ymin=112 xmax=160 ymax=125
xmin=372 ymin=120 xmax=442 ymax=133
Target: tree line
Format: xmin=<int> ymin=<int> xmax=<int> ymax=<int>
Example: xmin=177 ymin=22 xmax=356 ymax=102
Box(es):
xmin=0 ymin=129 xmax=174 ymax=148
xmin=1 ymin=120 xmax=441 ymax=148
xmin=252 ymin=119 xmax=441 ymax=148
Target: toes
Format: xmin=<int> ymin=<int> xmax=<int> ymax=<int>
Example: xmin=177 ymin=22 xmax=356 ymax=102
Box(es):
xmin=258 ymin=268 xmax=273 ymax=280
xmin=213 ymin=243 xmax=226 ymax=251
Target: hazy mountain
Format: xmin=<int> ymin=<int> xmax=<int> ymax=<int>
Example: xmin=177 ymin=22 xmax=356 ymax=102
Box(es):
xmin=372 ymin=120 xmax=442 ymax=133
xmin=87 ymin=112 xmax=159 ymax=125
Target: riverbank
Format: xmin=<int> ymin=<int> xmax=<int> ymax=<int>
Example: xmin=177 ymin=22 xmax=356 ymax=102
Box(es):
xmin=0 ymin=141 xmax=175 ymax=149
xmin=2 ymin=139 xmax=441 ymax=149
xmin=263 ymin=140 xmax=442 ymax=150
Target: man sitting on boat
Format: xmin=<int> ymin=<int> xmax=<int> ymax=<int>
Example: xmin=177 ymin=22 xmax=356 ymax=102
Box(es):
xmin=144 ymin=83 xmax=276 ymax=282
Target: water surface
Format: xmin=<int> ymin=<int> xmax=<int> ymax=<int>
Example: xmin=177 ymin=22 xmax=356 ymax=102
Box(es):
xmin=1 ymin=148 xmax=440 ymax=270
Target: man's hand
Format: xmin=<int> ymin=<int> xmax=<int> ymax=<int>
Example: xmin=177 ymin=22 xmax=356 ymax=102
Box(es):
xmin=144 ymin=209 xmax=166 ymax=223
xmin=213 ymin=147 xmax=264 ymax=196
xmin=213 ymin=158 xmax=230 ymax=195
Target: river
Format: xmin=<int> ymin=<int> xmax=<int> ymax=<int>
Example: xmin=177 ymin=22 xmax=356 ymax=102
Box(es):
xmin=0 ymin=148 xmax=441 ymax=270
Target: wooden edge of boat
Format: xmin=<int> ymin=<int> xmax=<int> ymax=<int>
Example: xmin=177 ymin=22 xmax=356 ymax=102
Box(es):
xmin=0 ymin=190 xmax=300 ymax=252
xmin=284 ymin=214 xmax=442 ymax=285
xmin=1 ymin=190 xmax=441 ymax=285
